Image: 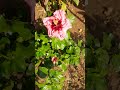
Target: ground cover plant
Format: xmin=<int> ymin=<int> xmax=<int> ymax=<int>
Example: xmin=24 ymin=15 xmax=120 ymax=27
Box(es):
xmin=0 ymin=16 xmax=35 ymax=89
xmin=86 ymin=7 xmax=120 ymax=89
xmin=86 ymin=30 xmax=120 ymax=90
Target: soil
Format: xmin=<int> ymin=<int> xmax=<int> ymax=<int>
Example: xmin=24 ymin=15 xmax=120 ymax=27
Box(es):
xmin=35 ymin=1 xmax=85 ymax=90
xmin=86 ymin=0 xmax=120 ymax=90
xmin=67 ymin=2 xmax=85 ymax=42
xmin=63 ymin=2 xmax=85 ymax=90
xmin=86 ymin=0 xmax=120 ymax=41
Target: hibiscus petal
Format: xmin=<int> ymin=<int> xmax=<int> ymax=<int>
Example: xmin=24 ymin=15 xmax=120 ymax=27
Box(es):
xmin=43 ymin=16 xmax=55 ymax=26
xmin=62 ymin=19 xmax=72 ymax=32
xmin=53 ymin=10 xmax=66 ymax=20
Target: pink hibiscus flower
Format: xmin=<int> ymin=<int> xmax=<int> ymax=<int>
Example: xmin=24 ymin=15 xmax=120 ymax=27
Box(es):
xmin=43 ymin=10 xmax=72 ymax=40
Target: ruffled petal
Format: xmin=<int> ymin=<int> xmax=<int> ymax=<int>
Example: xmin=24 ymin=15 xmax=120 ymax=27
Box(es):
xmin=53 ymin=10 xmax=66 ymax=20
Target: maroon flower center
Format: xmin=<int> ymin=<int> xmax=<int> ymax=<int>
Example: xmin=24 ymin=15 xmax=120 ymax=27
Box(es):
xmin=51 ymin=19 xmax=62 ymax=31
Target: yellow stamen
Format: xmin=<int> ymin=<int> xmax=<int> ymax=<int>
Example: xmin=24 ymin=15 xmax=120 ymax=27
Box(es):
xmin=53 ymin=19 xmax=58 ymax=25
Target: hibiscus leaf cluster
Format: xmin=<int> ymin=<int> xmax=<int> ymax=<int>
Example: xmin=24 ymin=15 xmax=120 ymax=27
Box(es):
xmin=35 ymin=30 xmax=83 ymax=89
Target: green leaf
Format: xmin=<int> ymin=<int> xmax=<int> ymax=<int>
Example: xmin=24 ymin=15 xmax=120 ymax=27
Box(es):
xmin=35 ymin=81 xmax=43 ymax=88
xmin=102 ymin=33 xmax=113 ymax=50
xmin=26 ymin=63 xmax=34 ymax=75
xmin=67 ymin=10 xmax=75 ymax=24
xmin=35 ymin=32 xmax=40 ymax=41
xmin=111 ymin=54 xmax=120 ymax=72
xmin=16 ymin=37 xmax=23 ymax=42
xmin=95 ymin=48 xmax=109 ymax=75
xmin=0 ymin=37 xmax=10 ymax=49
xmin=66 ymin=46 xmax=74 ymax=54
xmin=0 ymin=61 xmax=11 ymax=78
xmin=49 ymin=69 xmax=56 ymax=77
xmin=12 ymin=21 xmax=33 ymax=40
xmin=61 ymin=1 xmax=67 ymax=11
xmin=0 ymin=37 xmax=10 ymax=44
xmin=86 ymin=48 xmax=94 ymax=67
xmin=36 ymin=44 xmax=50 ymax=58
xmin=59 ymin=63 xmax=67 ymax=71
xmin=74 ymin=46 xmax=80 ymax=55
xmin=11 ymin=57 xmax=26 ymax=72
xmin=95 ymin=78 xmax=107 ymax=90
xmin=0 ymin=15 xmax=10 ymax=32
xmin=40 ymin=34 xmax=48 ymax=44
xmin=42 ymin=85 xmax=52 ymax=90
xmin=39 ymin=67 xmax=48 ymax=75
xmin=94 ymin=38 xmax=100 ymax=47
xmin=86 ymin=33 xmax=94 ymax=47
xmin=3 ymin=80 xmax=14 ymax=90
xmin=73 ymin=0 xmax=79 ymax=6
xmin=78 ymin=40 xmax=82 ymax=47
xmin=69 ymin=55 xmax=79 ymax=65
xmin=86 ymin=72 xmax=107 ymax=90
xmin=51 ymin=38 xmax=66 ymax=50
xmin=10 ymin=43 xmax=34 ymax=72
